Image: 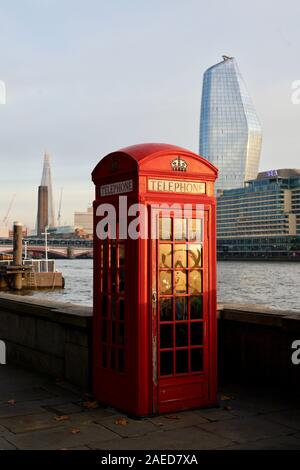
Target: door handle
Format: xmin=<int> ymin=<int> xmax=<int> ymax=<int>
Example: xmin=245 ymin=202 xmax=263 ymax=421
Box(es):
xmin=152 ymin=290 xmax=157 ymax=304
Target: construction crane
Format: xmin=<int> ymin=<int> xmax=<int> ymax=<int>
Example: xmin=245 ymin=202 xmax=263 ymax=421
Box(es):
xmin=57 ymin=188 xmax=63 ymax=227
xmin=2 ymin=194 xmax=16 ymax=226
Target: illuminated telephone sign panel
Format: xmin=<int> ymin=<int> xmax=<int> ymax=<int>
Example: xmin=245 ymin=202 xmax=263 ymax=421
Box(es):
xmin=92 ymin=143 xmax=218 ymax=416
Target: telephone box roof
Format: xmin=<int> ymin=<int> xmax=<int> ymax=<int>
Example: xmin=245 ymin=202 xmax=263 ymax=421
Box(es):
xmin=92 ymin=142 xmax=218 ymax=178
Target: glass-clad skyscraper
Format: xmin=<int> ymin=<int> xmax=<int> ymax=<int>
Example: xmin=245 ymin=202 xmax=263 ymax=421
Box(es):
xmin=199 ymin=56 xmax=262 ymax=192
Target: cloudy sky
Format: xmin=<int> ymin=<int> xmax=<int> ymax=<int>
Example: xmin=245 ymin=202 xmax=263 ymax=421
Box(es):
xmin=0 ymin=0 xmax=299 ymax=228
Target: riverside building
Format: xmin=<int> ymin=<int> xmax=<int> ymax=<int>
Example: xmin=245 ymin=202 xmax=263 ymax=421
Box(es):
xmin=217 ymin=169 xmax=300 ymax=259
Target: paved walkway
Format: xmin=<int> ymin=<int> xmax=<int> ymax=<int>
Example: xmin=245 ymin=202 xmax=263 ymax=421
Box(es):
xmin=0 ymin=365 xmax=300 ymax=450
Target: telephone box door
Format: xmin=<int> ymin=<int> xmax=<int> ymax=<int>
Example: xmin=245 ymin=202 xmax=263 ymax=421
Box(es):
xmin=151 ymin=210 xmax=210 ymax=414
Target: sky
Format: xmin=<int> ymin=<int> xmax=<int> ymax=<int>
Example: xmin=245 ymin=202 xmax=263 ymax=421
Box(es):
xmin=0 ymin=0 xmax=299 ymax=229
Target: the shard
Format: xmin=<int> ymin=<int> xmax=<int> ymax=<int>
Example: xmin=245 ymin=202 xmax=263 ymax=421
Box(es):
xmin=39 ymin=152 xmax=55 ymax=228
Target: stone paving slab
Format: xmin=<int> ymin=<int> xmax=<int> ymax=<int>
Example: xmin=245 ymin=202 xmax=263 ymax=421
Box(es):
xmin=91 ymin=426 xmax=234 ymax=450
xmin=1 ymin=365 xmax=300 ymax=450
xmin=97 ymin=416 xmax=159 ymax=438
xmin=196 ymin=407 xmax=239 ymax=422
xmin=220 ymin=433 xmax=300 ymax=450
xmin=43 ymin=402 xmax=83 ymax=416
xmin=215 ymin=389 xmax=295 ymax=417
xmin=0 ymin=412 xmax=67 ymax=434
xmin=148 ymin=411 xmax=209 ymax=430
xmin=197 ymin=415 xmax=296 ymax=445
xmin=0 ymin=387 xmax=55 ymax=403
xmin=0 ymin=424 xmax=7 ymax=434
xmin=0 ymin=436 xmax=17 ymax=450
xmin=0 ymin=396 xmax=84 ymax=419
xmin=7 ymin=422 xmax=121 ymax=450
xmin=262 ymin=409 xmax=300 ymax=432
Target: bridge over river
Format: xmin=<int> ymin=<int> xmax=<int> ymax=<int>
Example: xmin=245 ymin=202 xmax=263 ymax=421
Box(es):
xmin=0 ymin=238 xmax=93 ymax=259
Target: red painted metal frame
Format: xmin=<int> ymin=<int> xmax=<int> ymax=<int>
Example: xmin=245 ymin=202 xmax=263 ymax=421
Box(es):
xmin=92 ymin=143 xmax=218 ymax=417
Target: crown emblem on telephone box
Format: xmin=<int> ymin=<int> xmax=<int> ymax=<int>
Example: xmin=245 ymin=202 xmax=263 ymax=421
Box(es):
xmin=171 ymin=156 xmax=188 ymax=172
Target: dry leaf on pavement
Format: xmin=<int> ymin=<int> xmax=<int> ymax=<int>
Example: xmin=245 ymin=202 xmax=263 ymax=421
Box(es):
xmin=83 ymin=400 xmax=99 ymax=409
xmin=223 ymin=405 xmax=232 ymax=411
xmin=7 ymin=399 xmax=16 ymax=405
xmin=115 ymin=417 xmax=129 ymax=426
xmin=220 ymin=394 xmax=235 ymax=401
xmin=54 ymin=415 xmax=70 ymax=422
xmin=165 ymin=415 xmax=180 ymax=420
xmin=70 ymin=428 xmax=81 ymax=434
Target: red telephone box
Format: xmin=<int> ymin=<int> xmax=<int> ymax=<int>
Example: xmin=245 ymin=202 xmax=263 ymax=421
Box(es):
xmin=92 ymin=143 xmax=218 ymax=416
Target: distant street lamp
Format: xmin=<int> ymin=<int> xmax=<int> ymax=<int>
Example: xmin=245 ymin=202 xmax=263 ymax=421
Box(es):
xmin=24 ymin=241 xmax=28 ymax=260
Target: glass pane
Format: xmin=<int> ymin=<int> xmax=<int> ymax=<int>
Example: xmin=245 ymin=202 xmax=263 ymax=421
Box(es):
xmin=103 ymin=241 xmax=109 ymax=268
xmin=159 ymin=218 xmax=172 ymax=240
xmin=159 ymin=271 xmax=172 ymax=294
xmin=119 ymin=298 xmax=125 ymax=321
xmin=174 ymin=244 xmax=187 ymax=268
xmin=118 ymin=244 xmax=125 ymax=266
xmin=174 ymin=218 xmax=187 ymax=240
xmin=188 ymin=218 xmax=203 ymax=241
xmin=118 ymin=349 xmax=125 ymax=372
xmin=101 ymin=295 xmax=107 ymax=317
xmin=176 ymin=349 xmax=188 ymax=374
xmin=190 ymin=296 xmax=203 ymax=319
xmin=160 ymin=324 xmax=173 ymax=348
xmin=118 ymin=323 xmax=125 ymax=345
xmin=110 ymin=348 xmax=116 ymax=369
xmin=191 ymin=348 xmax=203 ymax=372
xmin=103 ymin=272 xmax=108 ymax=293
xmin=102 ymin=346 xmax=107 ymax=368
xmin=176 ymin=323 xmax=188 ymax=347
xmin=189 ymin=270 xmax=202 ymax=294
xmin=112 ymin=322 xmax=116 ymax=344
xmin=160 ymin=351 xmax=173 ymax=376
xmin=175 ymin=297 xmax=187 ymax=320
xmin=111 ymin=296 xmax=117 ymax=320
xmin=119 ymin=269 xmax=125 ymax=294
xmin=111 ymin=269 xmax=117 ymax=293
xmin=111 ymin=243 xmax=117 ymax=268
xmin=159 ymin=244 xmax=172 ymax=268
xmin=190 ymin=322 xmax=203 ymax=346
xmin=174 ymin=270 xmax=187 ymax=294
xmin=102 ymin=320 xmax=107 ymax=343
xmin=188 ymin=244 xmax=202 ymax=268
xmin=160 ymin=298 xmax=173 ymax=322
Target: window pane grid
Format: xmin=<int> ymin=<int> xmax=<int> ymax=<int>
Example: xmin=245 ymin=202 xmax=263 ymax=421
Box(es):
xmin=158 ymin=217 xmax=205 ymax=377
xmin=99 ymin=239 xmax=126 ymax=374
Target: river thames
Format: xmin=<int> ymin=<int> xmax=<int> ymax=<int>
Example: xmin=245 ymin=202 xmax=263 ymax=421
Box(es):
xmin=22 ymin=259 xmax=300 ymax=312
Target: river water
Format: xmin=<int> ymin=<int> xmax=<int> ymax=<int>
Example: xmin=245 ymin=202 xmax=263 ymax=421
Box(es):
xmin=22 ymin=259 xmax=300 ymax=312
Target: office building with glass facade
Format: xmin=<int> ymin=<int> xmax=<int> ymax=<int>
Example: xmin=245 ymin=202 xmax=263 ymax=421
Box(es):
xmin=199 ymin=56 xmax=262 ymax=193
xmin=217 ymin=169 xmax=300 ymax=259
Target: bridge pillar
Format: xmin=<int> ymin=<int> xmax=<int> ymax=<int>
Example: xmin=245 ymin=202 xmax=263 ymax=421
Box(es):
xmin=13 ymin=221 xmax=23 ymax=290
xmin=67 ymin=246 xmax=74 ymax=258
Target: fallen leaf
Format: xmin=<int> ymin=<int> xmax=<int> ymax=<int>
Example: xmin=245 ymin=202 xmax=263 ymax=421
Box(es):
xmin=54 ymin=415 xmax=70 ymax=422
xmin=223 ymin=405 xmax=232 ymax=411
xmin=7 ymin=399 xmax=16 ymax=405
xmin=83 ymin=400 xmax=99 ymax=409
xmin=70 ymin=428 xmax=80 ymax=434
xmin=115 ymin=417 xmax=129 ymax=426
xmin=220 ymin=394 xmax=234 ymax=401
xmin=165 ymin=415 xmax=180 ymax=420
